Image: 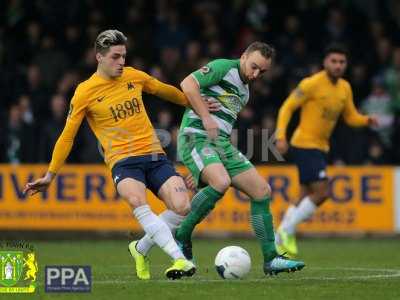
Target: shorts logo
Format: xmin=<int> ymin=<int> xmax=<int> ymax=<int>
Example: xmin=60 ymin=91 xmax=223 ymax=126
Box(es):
xmin=202 ymin=147 xmax=215 ymax=158
xmin=0 ymin=241 xmax=37 ymax=293
xmin=318 ymin=170 xmax=327 ymax=179
xmin=114 ymin=174 xmax=121 ymax=184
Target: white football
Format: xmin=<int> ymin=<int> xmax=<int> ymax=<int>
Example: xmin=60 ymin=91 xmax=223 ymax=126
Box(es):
xmin=215 ymin=246 xmax=251 ymax=279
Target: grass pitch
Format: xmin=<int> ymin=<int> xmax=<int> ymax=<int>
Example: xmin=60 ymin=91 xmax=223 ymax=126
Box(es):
xmin=5 ymin=238 xmax=400 ymax=300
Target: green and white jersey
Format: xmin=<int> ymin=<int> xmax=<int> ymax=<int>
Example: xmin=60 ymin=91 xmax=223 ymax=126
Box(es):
xmin=180 ymin=59 xmax=249 ymax=138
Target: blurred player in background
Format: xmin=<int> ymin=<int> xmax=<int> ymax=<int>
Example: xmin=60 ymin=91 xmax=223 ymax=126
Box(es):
xmin=23 ymin=29 xmax=219 ymax=280
xmin=172 ymin=42 xmax=305 ymax=275
xmin=275 ymin=44 xmax=378 ymax=257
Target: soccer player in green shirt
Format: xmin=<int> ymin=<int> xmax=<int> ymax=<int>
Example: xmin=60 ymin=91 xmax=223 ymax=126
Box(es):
xmin=175 ymin=42 xmax=305 ymax=275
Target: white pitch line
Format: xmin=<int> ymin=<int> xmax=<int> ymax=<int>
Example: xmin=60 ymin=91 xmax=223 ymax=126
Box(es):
xmin=36 ymin=266 xmax=400 ymax=285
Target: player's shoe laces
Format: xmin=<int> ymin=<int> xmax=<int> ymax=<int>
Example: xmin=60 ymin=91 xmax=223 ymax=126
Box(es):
xmin=264 ymin=255 xmax=305 ymax=275
xmin=276 ymin=227 xmax=298 ymax=257
xmin=128 ymin=241 xmax=150 ymax=280
xmin=164 ymin=258 xmax=196 ymax=280
xmin=176 ymin=239 xmax=194 ymax=261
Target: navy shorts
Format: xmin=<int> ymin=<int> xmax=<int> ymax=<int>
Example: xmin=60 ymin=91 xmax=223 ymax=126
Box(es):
xmin=290 ymin=146 xmax=328 ymax=185
xmin=111 ymin=154 xmax=180 ymax=195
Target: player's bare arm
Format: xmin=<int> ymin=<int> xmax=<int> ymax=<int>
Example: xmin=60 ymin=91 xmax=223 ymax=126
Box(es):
xmin=180 ymin=75 xmax=219 ymax=139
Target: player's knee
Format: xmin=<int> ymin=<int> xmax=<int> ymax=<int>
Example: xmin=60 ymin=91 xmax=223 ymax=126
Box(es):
xmin=252 ymin=181 xmax=271 ymax=199
xmin=172 ymin=199 xmax=191 ymax=216
xmin=208 ymin=175 xmax=231 ymax=193
xmin=125 ymin=194 xmax=146 ymax=208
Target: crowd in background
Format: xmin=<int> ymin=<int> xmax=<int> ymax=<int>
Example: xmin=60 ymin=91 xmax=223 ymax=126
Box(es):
xmin=1 ymin=0 xmax=400 ymax=165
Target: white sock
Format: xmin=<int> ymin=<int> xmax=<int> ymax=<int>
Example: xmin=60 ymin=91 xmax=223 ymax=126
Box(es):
xmin=133 ymin=205 xmax=184 ymax=260
xmin=279 ymin=205 xmax=296 ymax=230
xmin=282 ymin=196 xmax=316 ymax=235
xmin=136 ymin=210 xmax=185 ymax=255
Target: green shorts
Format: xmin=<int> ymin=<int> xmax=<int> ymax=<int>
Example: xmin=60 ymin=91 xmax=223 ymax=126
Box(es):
xmin=177 ymin=133 xmax=254 ymax=186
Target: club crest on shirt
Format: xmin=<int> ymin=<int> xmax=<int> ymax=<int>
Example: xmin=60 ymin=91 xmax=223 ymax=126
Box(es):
xmin=200 ymin=66 xmax=211 ymax=75
xmin=293 ymin=88 xmax=304 ymax=99
xmin=67 ymin=104 xmax=74 ymax=117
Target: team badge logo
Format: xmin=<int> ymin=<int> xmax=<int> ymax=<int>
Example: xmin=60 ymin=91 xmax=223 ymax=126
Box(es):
xmin=293 ymin=88 xmax=304 ymax=99
xmin=200 ymin=66 xmax=211 ymax=74
xmin=0 ymin=242 xmax=37 ymax=293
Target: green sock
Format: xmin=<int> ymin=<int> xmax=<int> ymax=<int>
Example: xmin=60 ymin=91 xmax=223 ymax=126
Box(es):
xmin=175 ymin=186 xmax=223 ymax=242
xmin=250 ymin=197 xmax=278 ymax=262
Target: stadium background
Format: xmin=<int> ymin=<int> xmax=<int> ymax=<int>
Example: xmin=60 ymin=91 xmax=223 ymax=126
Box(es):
xmin=0 ymin=1 xmax=400 ymax=299
xmin=2 ymin=0 xmax=400 ymax=166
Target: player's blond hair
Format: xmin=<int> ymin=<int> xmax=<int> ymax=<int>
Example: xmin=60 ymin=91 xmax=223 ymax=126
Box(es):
xmin=94 ymin=29 xmax=127 ymax=54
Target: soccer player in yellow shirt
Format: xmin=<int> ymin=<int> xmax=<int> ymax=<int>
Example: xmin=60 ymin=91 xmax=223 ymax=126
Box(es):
xmin=23 ymin=29 xmax=218 ymax=280
xmin=275 ymin=44 xmax=378 ymax=257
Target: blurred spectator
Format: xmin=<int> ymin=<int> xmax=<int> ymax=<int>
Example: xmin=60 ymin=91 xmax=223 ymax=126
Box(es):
xmin=23 ymin=64 xmax=51 ymax=119
xmin=323 ymin=8 xmax=351 ymax=46
xmin=1 ymin=1 xmax=400 ymax=165
xmin=361 ymin=76 xmax=394 ymax=147
xmin=160 ymin=47 xmax=185 ymax=85
xmin=5 ymin=103 xmax=35 ymax=163
xmin=384 ymin=47 xmax=400 ymax=113
xmin=32 ymin=35 xmax=69 ymax=87
xmin=155 ymin=9 xmax=189 ymax=50
xmin=18 ymin=95 xmax=34 ymax=125
xmin=184 ymin=40 xmax=203 ymax=72
xmin=349 ymin=63 xmax=370 ymax=103
xmin=38 ymin=94 xmax=68 ymax=162
xmin=364 ymin=137 xmax=388 ymax=165
xmin=371 ymin=37 xmax=393 ymax=74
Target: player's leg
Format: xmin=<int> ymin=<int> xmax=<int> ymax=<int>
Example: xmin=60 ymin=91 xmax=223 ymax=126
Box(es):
xmin=157 ymin=175 xmax=197 ymax=278
xmin=175 ymin=163 xmax=230 ymax=259
xmin=134 ymin=175 xmax=194 ymax=275
xmin=283 ymin=179 xmax=329 ymax=233
xmin=123 ymin=155 xmax=194 ymax=279
xmin=116 ymin=176 xmax=188 ymax=280
xmin=231 ymin=167 xmax=305 ymax=275
xmin=280 ymin=184 xmax=311 ymax=230
xmin=276 ymin=184 xmax=311 ymax=256
xmin=175 ymin=134 xmax=231 ymax=260
xmin=277 ymin=147 xmax=328 ymax=256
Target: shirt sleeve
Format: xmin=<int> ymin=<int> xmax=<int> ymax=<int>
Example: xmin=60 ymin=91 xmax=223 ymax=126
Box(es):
xmin=141 ymin=71 xmax=189 ymax=106
xmin=276 ymin=78 xmax=312 ymax=140
xmin=48 ymin=86 xmax=87 ymax=173
xmin=342 ymin=84 xmax=369 ymax=127
xmin=191 ymin=59 xmax=229 ymax=88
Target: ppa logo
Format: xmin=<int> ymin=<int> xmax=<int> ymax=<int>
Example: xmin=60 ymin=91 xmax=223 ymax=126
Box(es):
xmin=45 ymin=266 xmax=91 ymax=293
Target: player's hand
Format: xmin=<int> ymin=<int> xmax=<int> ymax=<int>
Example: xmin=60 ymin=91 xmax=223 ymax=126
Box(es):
xmin=184 ymin=173 xmax=197 ymax=191
xmin=276 ymin=139 xmax=289 ymax=155
xmin=202 ymin=115 xmax=219 ymax=140
xmin=368 ymin=115 xmax=379 ymax=127
xmin=23 ymin=172 xmax=54 ymax=196
xmin=204 ymin=97 xmax=221 ymax=112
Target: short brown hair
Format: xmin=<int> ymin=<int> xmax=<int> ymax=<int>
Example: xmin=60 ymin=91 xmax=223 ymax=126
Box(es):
xmin=94 ymin=29 xmax=127 ymax=54
xmin=245 ymin=41 xmax=276 ymax=60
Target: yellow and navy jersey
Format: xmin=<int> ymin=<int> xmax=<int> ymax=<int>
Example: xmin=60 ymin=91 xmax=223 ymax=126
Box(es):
xmin=276 ymin=70 xmax=369 ymax=152
xmin=49 ymin=67 xmax=188 ymax=173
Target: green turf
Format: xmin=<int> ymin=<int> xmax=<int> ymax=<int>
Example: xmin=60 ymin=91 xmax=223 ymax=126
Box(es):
xmin=4 ymin=238 xmax=400 ymax=300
